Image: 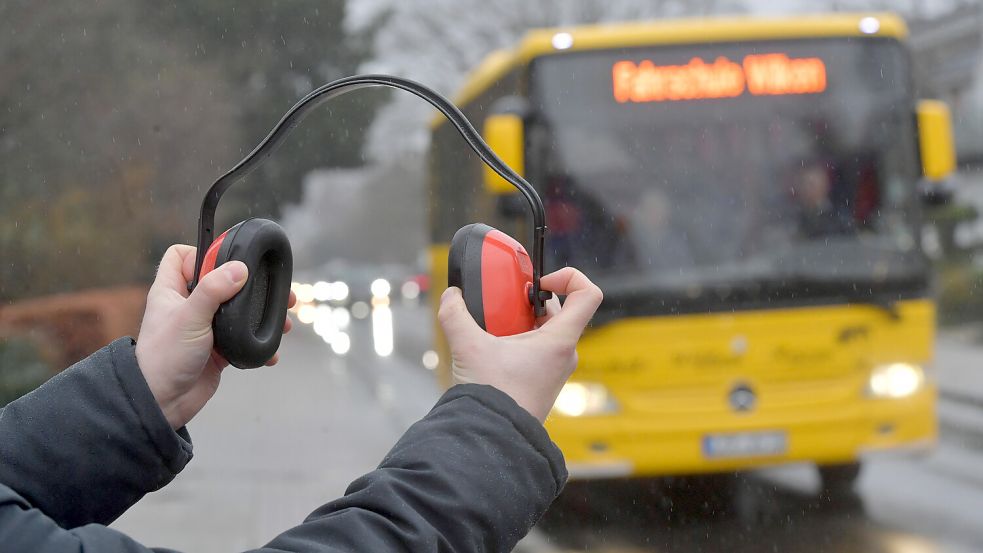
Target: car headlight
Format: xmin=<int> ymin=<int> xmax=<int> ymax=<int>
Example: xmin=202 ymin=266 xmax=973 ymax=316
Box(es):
xmin=868 ymin=363 xmax=924 ymax=398
xmin=330 ymin=281 xmax=349 ymax=302
xmin=371 ymin=278 xmax=391 ymax=298
xmin=553 ymin=382 xmax=618 ymax=417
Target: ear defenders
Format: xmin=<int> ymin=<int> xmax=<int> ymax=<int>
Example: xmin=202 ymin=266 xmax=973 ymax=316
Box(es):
xmin=197 ymin=218 xmax=292 ymax=368
xmin=191 ymin=75 xmax=551 ymax=369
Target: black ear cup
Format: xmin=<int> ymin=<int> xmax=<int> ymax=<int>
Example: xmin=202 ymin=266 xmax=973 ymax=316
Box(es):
xmin=211 ymin=218 xmax=293 ymax=369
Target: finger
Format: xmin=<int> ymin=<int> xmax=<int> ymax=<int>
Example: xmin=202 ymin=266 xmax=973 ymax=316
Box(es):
xmin=288 ymin=290 xmax=297 ymax=309
xmin=437 ymin=287 xmax=486 ymax=346
xmin=545 ymin=295 xmax=562 ymax=318
xmin=184 ymin=261 xmax=249 ymax=328
xmin=152 ymin=245 xmax=196 ymax=294
xmin=539 ymin=268 xmax=603 ymax=336
xmin=180 ymin=245 xmax=199 ymax=285
xmin=265 ymin=352 xmax=280 ymax=366
xmin=535 ymin=295 xmax=562 ymax=328
xmin=283 ymin=316 xmax=293 ymax=334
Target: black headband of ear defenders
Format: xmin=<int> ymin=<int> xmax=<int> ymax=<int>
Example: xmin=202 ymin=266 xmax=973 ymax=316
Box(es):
xmin=190 ymin=74 xmax=549 ymax=316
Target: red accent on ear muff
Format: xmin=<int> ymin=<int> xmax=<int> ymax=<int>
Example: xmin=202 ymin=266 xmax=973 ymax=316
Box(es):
xmin=199 ymin=228 xmax=231 ymax=279
xmin=481 ymin=229 xmax=535 ymax=336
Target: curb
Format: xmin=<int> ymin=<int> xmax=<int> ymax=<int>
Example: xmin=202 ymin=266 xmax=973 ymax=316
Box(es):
xmin=939 ymin=392 xmax=983 ymax=450
xmin=513 ymin=529 xmax=564 ymax=553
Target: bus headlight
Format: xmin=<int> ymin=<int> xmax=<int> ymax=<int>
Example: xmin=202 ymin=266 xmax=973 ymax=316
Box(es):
xmin=553 ymin=382 xmax=617 ymax=417
xmin=868 ymin=363 xmax=924 ymax=399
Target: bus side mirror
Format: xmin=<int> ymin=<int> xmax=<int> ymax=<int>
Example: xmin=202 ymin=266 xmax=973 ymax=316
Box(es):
xmin=482 ymin=96 xmax=530 ymax=196
xmin=917 ymin=99 xmax=956 ymax=182
xmin=482 ymin=113 xmax=525 ymax=195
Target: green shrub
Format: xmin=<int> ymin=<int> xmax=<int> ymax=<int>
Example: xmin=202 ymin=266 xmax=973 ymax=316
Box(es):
xmin=0 ymin=338 xmax=52 ymax=407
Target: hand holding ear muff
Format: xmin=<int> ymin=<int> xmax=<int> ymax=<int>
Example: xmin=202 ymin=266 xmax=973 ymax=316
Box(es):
xmin=191 ymin=75 xmax=550 ymax=369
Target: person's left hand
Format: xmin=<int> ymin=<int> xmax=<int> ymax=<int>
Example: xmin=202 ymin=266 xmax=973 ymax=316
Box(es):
xmin=135 ymin=245 xmax=296 ymax=430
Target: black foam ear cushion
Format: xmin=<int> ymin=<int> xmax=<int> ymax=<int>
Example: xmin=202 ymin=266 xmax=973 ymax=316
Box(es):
xmin=448 ymin=223 xmax=490 ymax=330
xmin=212 ymin=218 xmax=293 ymax=369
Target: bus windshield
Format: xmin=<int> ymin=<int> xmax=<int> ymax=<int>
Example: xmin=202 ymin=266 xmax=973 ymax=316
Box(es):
xmin=530 ymin=39 xmax=927 ymax=312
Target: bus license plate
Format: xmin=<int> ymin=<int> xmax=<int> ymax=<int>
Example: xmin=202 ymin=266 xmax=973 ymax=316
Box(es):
xmin=702 ymin=431 xmax=787 ymax=458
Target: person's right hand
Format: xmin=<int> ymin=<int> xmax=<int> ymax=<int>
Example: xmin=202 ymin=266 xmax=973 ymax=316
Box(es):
xmin=438 ymin=267 xmax=603 ymax=422
xmin=136 ymin=245 xmax=295 ymax=430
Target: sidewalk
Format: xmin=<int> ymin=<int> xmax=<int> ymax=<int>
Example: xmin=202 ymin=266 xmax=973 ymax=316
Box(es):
xmin=111 ymin=318 xmax=439 ymax=550
xmin=935 ymin=326 xmax=983 ymax=449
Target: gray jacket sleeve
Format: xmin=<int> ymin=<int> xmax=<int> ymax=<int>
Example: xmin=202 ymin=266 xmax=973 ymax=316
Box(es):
xmin=0 ymin=337 xmax=193 ymax=528
xmin=0 ymin=336 xmax=567 ymax=553
xmin=254 ymin=384 xmax=568 ymax=553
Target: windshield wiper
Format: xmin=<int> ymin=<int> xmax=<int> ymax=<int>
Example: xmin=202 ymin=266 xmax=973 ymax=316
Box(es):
xmin=780 ymin=275 xmax=908 ymax=321
xmin=588 ymin=271 xmax=919 ymax=328
xmin=844 ymin=293 xmax=901 ymax=321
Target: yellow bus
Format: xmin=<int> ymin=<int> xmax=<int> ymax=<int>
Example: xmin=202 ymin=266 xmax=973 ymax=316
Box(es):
xmin=428 ymin=13 xmax=956 ymax=492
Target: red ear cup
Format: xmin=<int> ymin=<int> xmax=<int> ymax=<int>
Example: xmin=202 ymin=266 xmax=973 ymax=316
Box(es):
xmin=448 ymin=223 xmax=535 ymax=336
xmin=198 ymin=218 xmax=293 ymax=369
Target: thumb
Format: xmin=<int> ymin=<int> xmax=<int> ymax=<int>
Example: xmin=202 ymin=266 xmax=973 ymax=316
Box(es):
xmin=184 ymin=261 xmax=248 ymax=329
xmin=437 ymin=287 xmax=485 ymax=346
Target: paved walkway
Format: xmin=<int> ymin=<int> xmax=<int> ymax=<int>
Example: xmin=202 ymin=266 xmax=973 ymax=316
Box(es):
xmin=935 ymin=327 xmax=983 ymax=452
xmin=936 ymin=327 xmax=983 ymax=401
xmin=112 ymin=316 xmax=439 ymax=550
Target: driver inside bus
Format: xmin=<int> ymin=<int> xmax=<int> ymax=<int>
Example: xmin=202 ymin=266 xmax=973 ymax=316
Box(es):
xmin=629 ymin=188 xmax=694 ymax=272
xmin=790 ymin=159 xmax=855 ymax=239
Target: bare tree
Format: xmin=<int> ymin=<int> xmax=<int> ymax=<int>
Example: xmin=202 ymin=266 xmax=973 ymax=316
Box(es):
xmin=350 ymin=0 xmax=747 ymax=159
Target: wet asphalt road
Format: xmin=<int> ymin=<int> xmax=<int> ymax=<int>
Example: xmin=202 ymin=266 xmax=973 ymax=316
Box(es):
xmin=535 ymin=461 xmax=983 ymax=553
xmin=114 ymin=303 xmax=983 ymax=552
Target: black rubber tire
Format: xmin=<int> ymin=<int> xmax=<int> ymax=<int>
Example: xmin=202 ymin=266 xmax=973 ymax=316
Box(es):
xmin=818 ymin=462 xmax=862 ymax=496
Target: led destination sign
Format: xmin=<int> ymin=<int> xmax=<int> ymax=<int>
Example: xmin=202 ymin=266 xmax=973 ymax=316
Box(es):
xmin=612 ymin=53 xmax=827 ymax=103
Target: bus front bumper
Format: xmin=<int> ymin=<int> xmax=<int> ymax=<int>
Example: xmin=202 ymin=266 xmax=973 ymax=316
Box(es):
xmin=548 ymin=388 xmax=937 ymax=480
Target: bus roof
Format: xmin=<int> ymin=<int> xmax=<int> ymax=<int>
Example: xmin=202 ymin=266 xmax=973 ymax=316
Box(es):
xmin=432 ymin=12 xmax=907 ymax=126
